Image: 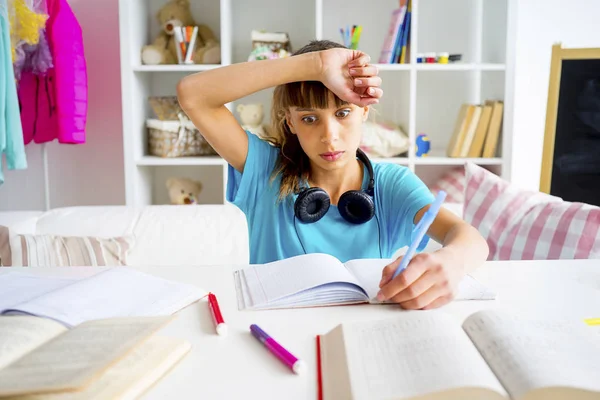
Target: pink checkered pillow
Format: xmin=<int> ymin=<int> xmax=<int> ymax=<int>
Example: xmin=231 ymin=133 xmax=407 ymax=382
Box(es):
xmin=464 ymin=162 xmax=600 ymax=260
xmin=430 ymin=166 xmax=465 ymax=203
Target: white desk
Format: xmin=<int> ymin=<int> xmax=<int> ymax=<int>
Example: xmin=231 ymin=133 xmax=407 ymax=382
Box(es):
xmin=13 ymin=260 xmax=600 ymax=399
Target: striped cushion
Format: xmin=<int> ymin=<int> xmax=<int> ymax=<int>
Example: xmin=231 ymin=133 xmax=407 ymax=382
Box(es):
xmin=430 ymin=166 xmax=465 ymax=203
xmin=464 ymin=162 xmax=600 ymax=260
xmin=0 ymin=228 xmax=134 ymax=266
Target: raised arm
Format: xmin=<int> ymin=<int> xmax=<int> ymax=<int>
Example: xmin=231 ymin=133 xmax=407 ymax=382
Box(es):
xmin=176 ymin=49 xmax=382 ymax=172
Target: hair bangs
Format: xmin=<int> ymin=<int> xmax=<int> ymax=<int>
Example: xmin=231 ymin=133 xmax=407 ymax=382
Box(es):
xmin=280 ymin=81 xmax=347 ymax=110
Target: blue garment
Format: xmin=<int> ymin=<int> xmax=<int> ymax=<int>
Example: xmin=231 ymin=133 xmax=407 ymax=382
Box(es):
xmin=0 ymin=0 xmax=27 ymax=185
xmin=227 ymin=131 xmax=435 ymax=264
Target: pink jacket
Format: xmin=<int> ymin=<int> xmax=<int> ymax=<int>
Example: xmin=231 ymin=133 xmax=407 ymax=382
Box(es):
xmin=19 ymin=0 xmax=87 ymax=144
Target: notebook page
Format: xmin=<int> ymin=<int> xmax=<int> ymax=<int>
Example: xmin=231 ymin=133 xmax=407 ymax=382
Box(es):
xmin=1 ymin=268 xmax=206 ymax=327
xmin=238 ymin=253 xmax=365 ymax=308
xmin=463 ymin=309 xmax=600 ymax=400
xmin=5 ymin=336 xmax=191 ymax=400
xmin=0 ymin=316 xmax=67 ymax=370
xmin=0 ymin=271 xmax=80 ymax=312
xmin=0 ymin=316 xmax=171 ymax=397
xmin=341 ymin=311 xmax=507 ymax=400
xmin=343 ymin=258 xmax=497 ymax=301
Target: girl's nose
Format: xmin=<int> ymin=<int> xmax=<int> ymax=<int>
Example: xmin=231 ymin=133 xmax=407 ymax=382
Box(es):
xmin=320 ymin=120 xmax=340 ymax=143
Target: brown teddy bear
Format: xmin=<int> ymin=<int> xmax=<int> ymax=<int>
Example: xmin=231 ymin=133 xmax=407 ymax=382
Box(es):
xmin=141 ymin=0 xmax=221 ymax=65
xmin=166 ymin=177 xmax=203 ymax=205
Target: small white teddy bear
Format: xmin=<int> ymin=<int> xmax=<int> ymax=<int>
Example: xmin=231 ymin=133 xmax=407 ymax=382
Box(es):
xmin=236 ymin=103 xmax=267 ymax=137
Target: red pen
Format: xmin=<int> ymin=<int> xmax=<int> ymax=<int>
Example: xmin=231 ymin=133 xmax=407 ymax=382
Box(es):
xmin=208 ymin=292 xmax=227 ymax=336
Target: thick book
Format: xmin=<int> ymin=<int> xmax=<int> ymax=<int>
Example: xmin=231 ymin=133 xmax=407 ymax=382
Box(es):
xmin=0 ymin=315 xmax=190 ymax=398
xmin=233 ymin=253 xmax=496 ymax=310
xmin=317 ymin=309 xmax=600 ymax=400
xmin=0 ymin=267 xmax=206 ymax=327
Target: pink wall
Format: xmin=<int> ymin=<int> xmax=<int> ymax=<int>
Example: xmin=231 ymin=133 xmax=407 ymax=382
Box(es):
xmin=0 ymin=0 xmax=125 ymax=211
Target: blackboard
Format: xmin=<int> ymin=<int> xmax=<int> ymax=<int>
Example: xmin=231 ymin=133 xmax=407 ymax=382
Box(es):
xmin=541 ymin=44 xmax=600 ymax=207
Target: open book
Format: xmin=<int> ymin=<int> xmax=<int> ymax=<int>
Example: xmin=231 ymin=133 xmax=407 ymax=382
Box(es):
xmin=0 ymin=315 xmax=190 ymax=398
xmin=317 ymin=309 xmax=600 ymax=400
xmin=233 ymin=253 xmax=496 ymax=310
xmin=0 ymin=267 xmax=206 ymax=327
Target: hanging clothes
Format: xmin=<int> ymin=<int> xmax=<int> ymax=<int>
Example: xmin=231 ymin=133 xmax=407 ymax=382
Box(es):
xmin=12 ymin=0 xmax=53 ymax=81
xmin=18 ymin=0 xmax=87 ymax=144
xmin=0 ymin=0 xmax=27 ymax=186
xmin=8 ymin=0 xmax=47 ymax=66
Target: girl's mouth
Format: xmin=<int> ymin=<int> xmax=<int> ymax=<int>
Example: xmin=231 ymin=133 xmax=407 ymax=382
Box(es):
xmin=320 ymin=151 xmax=344 ymax=162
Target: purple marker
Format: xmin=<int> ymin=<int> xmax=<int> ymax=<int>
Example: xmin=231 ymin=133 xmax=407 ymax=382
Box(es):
xmin=250 ymin=324 xmax=306 ymax=375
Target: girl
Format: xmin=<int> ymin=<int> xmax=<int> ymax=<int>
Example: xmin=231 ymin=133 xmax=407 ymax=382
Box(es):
xmin=177 ymin=40 xmax=489 ymax=310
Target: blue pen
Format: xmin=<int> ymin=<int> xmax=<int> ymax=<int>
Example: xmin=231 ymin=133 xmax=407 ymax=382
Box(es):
xmin=391 ymin=190 xmax=447 ymax=280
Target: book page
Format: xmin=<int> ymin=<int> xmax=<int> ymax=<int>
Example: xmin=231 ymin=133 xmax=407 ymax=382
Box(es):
xmin=334 ymin=311 xmax=508 ymax=400
xmin=235 ymin=253 xmax=367 ymax=309
xmin=2 ymin=268 xmax=206 ymax=327
xmin=463 ymin=309 xmax=600 ymax=400
xmin=0 ymin=316 xmax=67 ymax=370
xmin=0 ymin=271 xmax=81 ymax=312
xmin=2 ymin=336 xmax=191 ymax=400
xmin=343 ymin=258 xmax=497 ymax=301
xmin=0 ymin=316 xmax=172 ymax=397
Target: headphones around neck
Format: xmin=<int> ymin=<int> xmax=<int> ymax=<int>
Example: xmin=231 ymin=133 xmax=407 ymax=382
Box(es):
xmin=294 ymin=149 xmax=375 ymax=224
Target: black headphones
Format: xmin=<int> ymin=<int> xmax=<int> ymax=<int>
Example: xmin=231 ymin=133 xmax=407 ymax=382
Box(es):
xmin=294 ymin=149 xmax=375 ymax=224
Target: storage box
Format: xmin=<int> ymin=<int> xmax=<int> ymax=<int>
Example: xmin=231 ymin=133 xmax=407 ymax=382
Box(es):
xmin=146 ymin=118 xmax=217 ymax=157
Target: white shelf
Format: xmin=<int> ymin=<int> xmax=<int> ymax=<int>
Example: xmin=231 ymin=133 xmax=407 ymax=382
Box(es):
xmin=136 ymin=156 xmax=226 ymax=166
xmin=414 ymin=156 xmax=503 ymax=166
xmin=376 ymin=64 xmax=412 ymax=71
xmin=118 ymin=0 xmax=513 ymax=206
xmin=133 ymin=64 xmax=222 ymax=72
xmin=371 ymin=157 xmax=410 ymax=165
xmin=376 ymin=63 xmax=505 ymax=71
xmin=415 ymin=63 xmax=506 ymax=71
xmin=136 ymin=62 xmax=507 ymax=73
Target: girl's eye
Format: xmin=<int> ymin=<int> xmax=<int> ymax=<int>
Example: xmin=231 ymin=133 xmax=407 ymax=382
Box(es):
xmin=301 ymin=116 xmax=317 ymax=124
xmin=336 ymin=109 xmax=351 ymax=118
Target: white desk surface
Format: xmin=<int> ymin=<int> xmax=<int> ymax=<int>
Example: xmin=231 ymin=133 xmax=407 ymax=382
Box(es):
xmin=9 ymin=259 xmax=600 ymax=399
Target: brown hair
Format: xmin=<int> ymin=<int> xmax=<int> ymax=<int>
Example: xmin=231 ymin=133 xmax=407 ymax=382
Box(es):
xmin=267 ymin=40 xmax=348 ymax=201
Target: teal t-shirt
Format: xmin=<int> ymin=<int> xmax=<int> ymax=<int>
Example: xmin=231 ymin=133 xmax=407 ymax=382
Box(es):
xmin=226 ymin=131 xmax=435 ymax=264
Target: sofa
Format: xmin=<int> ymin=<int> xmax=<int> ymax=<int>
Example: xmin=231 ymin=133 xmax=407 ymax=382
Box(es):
xmin=0 ymin=203 xmax=466 ymax=267
xmin=0 ymin=205 xmax=250 ymax=267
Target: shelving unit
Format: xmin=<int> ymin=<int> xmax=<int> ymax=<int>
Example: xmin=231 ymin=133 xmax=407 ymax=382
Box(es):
xmin=119 ymin=0 xmax=514 ymax=206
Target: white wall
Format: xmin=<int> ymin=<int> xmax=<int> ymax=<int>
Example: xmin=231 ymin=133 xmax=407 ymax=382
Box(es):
xmin=0 ymin=0 xmax=125 ymax=211
xmin=3 ymin=0 xmax=600 ymax=211
xmin=509 ymin=0 xmax=600 ymax=191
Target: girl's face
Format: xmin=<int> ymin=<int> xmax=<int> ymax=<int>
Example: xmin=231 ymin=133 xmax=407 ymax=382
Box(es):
xmin=286 ymin=97 xmax=369 ymax=172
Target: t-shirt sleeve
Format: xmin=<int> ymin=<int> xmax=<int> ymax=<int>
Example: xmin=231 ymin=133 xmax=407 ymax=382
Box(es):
xmin=376 ymin=163 xmax=435 ymax=254
xmin=226 ymin=130 xmax=279 ymax=213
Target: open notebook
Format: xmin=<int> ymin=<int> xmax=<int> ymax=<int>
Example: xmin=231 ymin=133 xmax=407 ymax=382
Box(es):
xmin=0 ymin=267 xmax=206 ymax=327
xmin=233 ymin=253 xmax=496 ymax=310
xmin=317 ymin=309 xmax=600 ymax=400
xmin=0 ymin=315 xmax=191 ymax=398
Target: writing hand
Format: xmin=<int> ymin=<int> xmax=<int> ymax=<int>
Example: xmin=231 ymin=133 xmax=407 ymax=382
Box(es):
xmin=377 ymin=249 xmax=465 ymax=310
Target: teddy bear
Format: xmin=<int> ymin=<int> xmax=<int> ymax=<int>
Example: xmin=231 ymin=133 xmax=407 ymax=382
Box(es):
xmin=141 ymin=0 xmax=221 ymax=65
xmin=237 ymin=103 xmax=267 ymax=138
xmin=166 ymin=177 xmax=203 ymax=205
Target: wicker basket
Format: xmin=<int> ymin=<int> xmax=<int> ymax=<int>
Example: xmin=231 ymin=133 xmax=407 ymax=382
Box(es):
xmin=147 ymin=115 xmax=217 ymax=157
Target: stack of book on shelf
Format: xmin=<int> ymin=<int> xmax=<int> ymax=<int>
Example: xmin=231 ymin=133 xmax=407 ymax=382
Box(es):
xmin=446 ymin=100 xmax=504 ymax=158
xmin=378 ymin=0 xmax=411 ymax=64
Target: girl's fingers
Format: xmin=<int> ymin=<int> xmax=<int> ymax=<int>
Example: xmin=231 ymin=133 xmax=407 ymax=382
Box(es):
xmin=348 ymin=53 xmax=371 ymax=68
xmin=349 ymin=65 xmax=379 ymax=77
xmin=353 ymin=96 xmax=379 ymax=107
xmin=399 ymin=285 xmax=444 ymax=310
xmin=389 ymin=271 xmax=436 ymax=304
xmin=354 ymin=76 xmax=382 ymax=88
xmin=421 ymin=295 xmax=453 ymax=310
xmin=363 ymin=87 xmax=383 ymax=99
